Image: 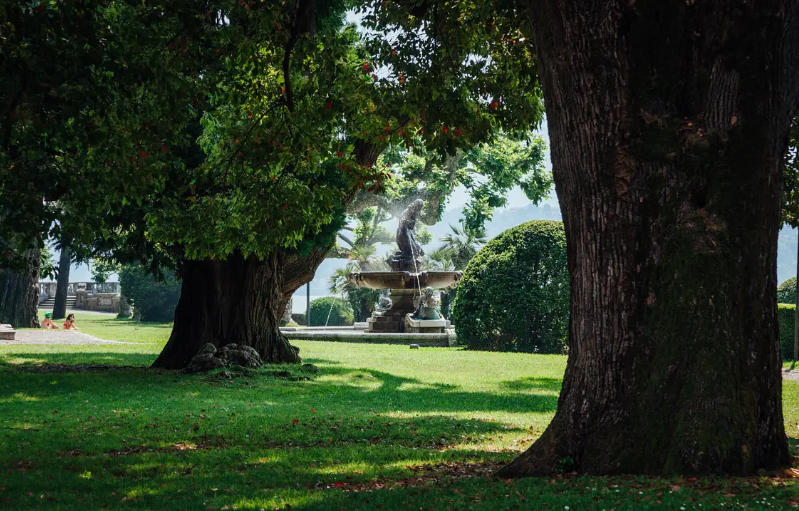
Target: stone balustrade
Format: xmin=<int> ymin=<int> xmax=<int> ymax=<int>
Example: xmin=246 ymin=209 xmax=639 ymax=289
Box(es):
xmin=39 ymin=282 xmax=121 ymax=313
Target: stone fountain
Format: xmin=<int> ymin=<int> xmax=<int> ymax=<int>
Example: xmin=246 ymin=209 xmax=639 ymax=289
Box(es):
xmin=348 ymin=199 xmax=462 ymax=333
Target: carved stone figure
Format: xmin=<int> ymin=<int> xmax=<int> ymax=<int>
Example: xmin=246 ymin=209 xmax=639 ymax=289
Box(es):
xmin=413 ymin=287 xmax=442 ymax=320
xmin=376 ymin=291 xmax=392 ymax=311
xmin=397 ymin=199 xmax=425 ymax=257
xmin=393 ymin=199 xmax=425 ymax=271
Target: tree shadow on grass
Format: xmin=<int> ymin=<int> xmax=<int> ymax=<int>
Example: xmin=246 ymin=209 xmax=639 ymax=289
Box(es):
xmin=0 ymin=422 xmax=517 ymax=511
xmin=0 ymin=352 xmax=559 ymax=418
xmin=500 ymin=376 xmax=563 ymax=393
xmin=0 ymin=351 xmax=158 ymax=368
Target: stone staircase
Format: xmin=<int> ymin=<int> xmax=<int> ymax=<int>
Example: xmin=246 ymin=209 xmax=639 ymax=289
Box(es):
xmin=40 ymin=294 xmax=77 ymax=310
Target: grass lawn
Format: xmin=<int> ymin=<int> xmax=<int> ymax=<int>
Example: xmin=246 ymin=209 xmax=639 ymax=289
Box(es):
xmin=0 ymin=318 xmax=797 ymax=510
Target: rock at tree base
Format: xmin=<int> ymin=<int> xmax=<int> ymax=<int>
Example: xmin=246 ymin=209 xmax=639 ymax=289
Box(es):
xmin=183 ymin=343 xmax=263 ymax=373
xmin=219 ymin=344 xmax=262 ymax=368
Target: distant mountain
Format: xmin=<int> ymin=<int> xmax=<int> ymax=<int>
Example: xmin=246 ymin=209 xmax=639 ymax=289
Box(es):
xmin=425 ymin=202 xmax=563 ymax=245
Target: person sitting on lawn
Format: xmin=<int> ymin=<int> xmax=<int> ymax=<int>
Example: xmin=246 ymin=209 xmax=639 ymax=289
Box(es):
xmin=63 ymin=314 xmax=79 ymax=330
xmin=41 ymin=312 xmax=60 ymax=330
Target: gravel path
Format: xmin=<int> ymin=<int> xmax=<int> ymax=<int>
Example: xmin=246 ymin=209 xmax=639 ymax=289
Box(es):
xmin=1 ymin=329 xmax=134 ymax=345
xmin=784 ymin=369 xmax=799 ymax=381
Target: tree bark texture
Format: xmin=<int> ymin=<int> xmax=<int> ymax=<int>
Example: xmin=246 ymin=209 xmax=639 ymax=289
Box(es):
xmin=152 ymin=249 xmax=327 ymax=369
xmin=0 ymin=245 xmax=41 ymax=328
xmin=52 ymin=245 xmax=71 ymax=320
xmin=499 ymin=0 xmax=799 ymax=476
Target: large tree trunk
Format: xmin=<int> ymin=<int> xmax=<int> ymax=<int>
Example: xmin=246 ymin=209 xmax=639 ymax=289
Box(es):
xmin=152 ymin=249 xmax=327 ymax=369
xmin=0 ymin=245 xmax=41 ymax=328
xmin=498 ymin=0 xmax=798 ymax=477
xmin=52 ymin=244 xmax=71 ymax=320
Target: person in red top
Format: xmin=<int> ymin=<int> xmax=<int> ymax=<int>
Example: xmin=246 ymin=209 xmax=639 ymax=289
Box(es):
xmin=63 ymin=313 xmax=79 ymax=330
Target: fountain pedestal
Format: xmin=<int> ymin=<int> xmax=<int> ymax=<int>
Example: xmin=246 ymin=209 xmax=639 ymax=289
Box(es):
xmin=404 ymin=316 xmax=450 ymax=333
xmin=349 ymin=272 xmax=462 ymax=334
xmin=367 ymin=289 xmax=417 ymax=333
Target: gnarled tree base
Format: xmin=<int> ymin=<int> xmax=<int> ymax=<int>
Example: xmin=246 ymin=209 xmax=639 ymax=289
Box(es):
xmin=153 ymin=249 xmax=326 ymax=370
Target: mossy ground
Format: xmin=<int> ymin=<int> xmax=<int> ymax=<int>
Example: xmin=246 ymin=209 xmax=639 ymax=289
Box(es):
xmin=0 ymin=313 xmax=797 ymax=510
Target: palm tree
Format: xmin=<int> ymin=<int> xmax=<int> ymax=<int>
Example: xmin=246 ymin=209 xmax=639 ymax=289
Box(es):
xmin=329 ymin=261 xmax=383 ymax=322
xmin=436 ymin=225 xmax=487 ymax=271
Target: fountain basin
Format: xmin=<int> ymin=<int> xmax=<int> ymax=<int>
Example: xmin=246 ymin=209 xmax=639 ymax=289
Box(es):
xmin=348 ymin=271 xmax=462 ymax=290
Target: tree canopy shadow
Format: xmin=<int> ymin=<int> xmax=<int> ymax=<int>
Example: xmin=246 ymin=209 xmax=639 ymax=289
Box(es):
xmin=0 ymin=351 xmax=158 ymax=369
xmin=500 ymin=376 xmax=563 ymax=393
xmin=0 ymin=351 xmax=559 ymax=417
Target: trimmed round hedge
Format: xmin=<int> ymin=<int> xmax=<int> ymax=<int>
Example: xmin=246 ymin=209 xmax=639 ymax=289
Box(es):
xmin=778 ymin=277 xmax=796 ymax=305
xmin=309 ymin=297 xmax=354 ymax=326
xmin=452 ymin=220 xmax=569 ymax=353
xmin=778 ymin=303 xmax=797 ymax=360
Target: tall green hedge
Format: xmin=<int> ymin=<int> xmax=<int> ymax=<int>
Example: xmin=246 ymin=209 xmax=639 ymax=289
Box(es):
xmin=779 ymin=304 xmax=797 ymax=361
xmin=309 ymin=297 xmax=354 ymax=326
xmin=778 ymin=277 xmax=796 ymax=305
xmin=118 ymin=266 xmax=181 ymax=323
xmin=452 ymin=220 xmax=569 ymax=353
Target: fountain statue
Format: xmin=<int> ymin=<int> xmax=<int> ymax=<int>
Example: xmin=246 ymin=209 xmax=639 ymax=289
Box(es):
xmin=348 ymin=200 xmax=461 ymax=333
xmin=413 ymin=287 xmax=442 ymax=320
xmin=393 ymin=199 xmax=425 ymax=272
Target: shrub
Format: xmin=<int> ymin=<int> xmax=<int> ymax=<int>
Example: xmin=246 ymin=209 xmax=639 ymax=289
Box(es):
xmin=453 ymin=220 xmax=569 ymax=353
xmin=779 ymin=304 xmax=797 ymax=361
xmin=778 ymin=277 xmax=796 ymax=304
xmin=291 ymin=313 xmax=307 ymax=325
xmin=309 ymin=297 xmax=354 ymax=326
xmin=118 ymin=266 xmax=181 ymax=323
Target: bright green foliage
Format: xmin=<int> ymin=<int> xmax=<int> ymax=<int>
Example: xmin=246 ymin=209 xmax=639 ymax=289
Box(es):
xmin=91 ymin=259 xmax=120 ymax=285
xmin=453 ymin=221 xmax=569 ymax=354
xmin=778 ymin=277 xmax=797 ymax=305
xmin=309 ymin=296 xmax=354 ymax=326
xmin=357 ymin=134 xmax=550 ymax=233
xmin=359 ymin=0 xmax=544 ymax=155
xmin=428 ymin=224 xmax=487 ymax=271
xmin=118 ymin=266 xmax=181 ymax=322
xmin=39 ymin=244 xmax=56 ymax=280
xmin=458 ymin=136 xmax=550 ymax=233
xmin=778 ymin=304 xmax=797 ymax=361
xmin=331 ymin=207 xmax=395 ymax=260
xmin=4 ymin=0 xmax=548 ymax=282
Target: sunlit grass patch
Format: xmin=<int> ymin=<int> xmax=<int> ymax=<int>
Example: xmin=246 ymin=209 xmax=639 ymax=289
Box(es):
xmin=0 ymin=322 xmax=795 ymax=510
